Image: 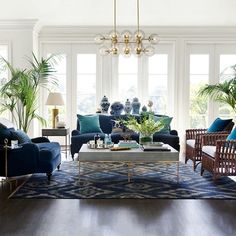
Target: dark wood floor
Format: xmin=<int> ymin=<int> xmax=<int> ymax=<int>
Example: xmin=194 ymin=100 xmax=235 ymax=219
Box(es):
xmin=0 ymin=155 xmax=236 ymax=236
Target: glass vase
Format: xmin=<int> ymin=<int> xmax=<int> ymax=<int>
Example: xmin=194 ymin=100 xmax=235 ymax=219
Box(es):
xmin=139 ymin=133 xmax=153 ymax=145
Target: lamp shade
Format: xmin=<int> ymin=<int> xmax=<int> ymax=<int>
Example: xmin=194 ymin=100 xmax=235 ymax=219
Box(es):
xmin=46 ymin=92 xmax=64 ymax=106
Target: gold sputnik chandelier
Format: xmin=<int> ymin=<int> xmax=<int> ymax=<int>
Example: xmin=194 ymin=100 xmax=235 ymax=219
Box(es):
xmin=95 ymin=0 xmax=159 ymax=57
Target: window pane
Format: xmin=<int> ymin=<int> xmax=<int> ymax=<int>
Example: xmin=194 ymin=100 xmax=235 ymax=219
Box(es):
xmin=219 ymin=55 xmax=236 ymax=120
xmin=77 ymin=54 xmax=96 ymax=114
xmin=148 ymin=55 xmax=168 ymax=114
xmin=77 ymin=54 xmax=96 ymax=74
xmin=220 ymin=55 xmax=236 ymax=73
xmin=190 ymin=55 xmax=209 ymax=74
xmin=0 ymin=45 xmax=8 ymax=84
xmin=0 ymin=45 xmax=8 ymax=119
xmin=189 ymin=55 xmax=209 ymax=128
xmin=118 ymin=56 xmax=138 ymax=102
xmin=149 ymin=54 xmax=168 ymax=74
xmin=46 ymin=54 xmax=67 ymax=126
xmin=119 ymin=56 xmax=137 ymax=74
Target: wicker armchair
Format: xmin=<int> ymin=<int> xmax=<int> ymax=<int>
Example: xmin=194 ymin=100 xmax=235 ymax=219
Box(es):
xmin=201 ymin=133 xmax=236 ymax=181
xmin=185 ymin=121 xmax=234 ymax=171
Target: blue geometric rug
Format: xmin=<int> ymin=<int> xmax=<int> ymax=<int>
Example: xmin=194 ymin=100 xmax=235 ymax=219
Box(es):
xmin=10 ymin=161 xmax=236 ymax=199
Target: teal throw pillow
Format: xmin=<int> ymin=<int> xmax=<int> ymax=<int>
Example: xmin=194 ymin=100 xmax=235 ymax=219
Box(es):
xmin=78 ymin=114 xmax=103 ymax=134
xmin=154 ymin=116 xmax=173 ymax=133
xmin=11 ymin=130 xmax=32 ymax=144
xmin=207 ymin=118 xmax=232 ymax=132
xmin=226 ymin=127 xmax=236 ymax=140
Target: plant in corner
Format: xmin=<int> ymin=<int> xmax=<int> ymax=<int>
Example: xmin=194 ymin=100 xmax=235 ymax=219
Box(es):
xmin=123 ymin=114 xmax=165 ymax=144
xmin=0 ymin=53 xmax=58 ymax=133
xmin=198 ymin=65 xmax=236 ymax=114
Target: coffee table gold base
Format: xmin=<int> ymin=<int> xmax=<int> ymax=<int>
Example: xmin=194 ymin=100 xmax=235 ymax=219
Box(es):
xmin=78 ymin=160 xmax=179 ymax=183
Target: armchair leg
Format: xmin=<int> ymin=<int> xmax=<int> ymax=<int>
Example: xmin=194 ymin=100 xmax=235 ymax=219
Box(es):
xmin=47 ymin=173 xmax=52 ymax=181
xmin=200 ymin=167 xmax=204 ymax=176
xmin=57 ymin=164 xmax=61 ymax=170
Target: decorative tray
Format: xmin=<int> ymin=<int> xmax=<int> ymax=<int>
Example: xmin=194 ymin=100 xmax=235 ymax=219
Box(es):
xmin=87 ymin=142 xmax=114 ymax=149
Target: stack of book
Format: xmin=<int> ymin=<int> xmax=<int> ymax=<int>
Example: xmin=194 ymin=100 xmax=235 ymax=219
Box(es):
xmin=141 ymin=143 xmax=171 ymax=151
xmin=118 ymin=140 xmax=139 ymax=148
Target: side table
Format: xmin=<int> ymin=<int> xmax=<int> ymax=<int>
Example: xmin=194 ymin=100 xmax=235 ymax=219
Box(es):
xmin=0 ymin=139 xmax=21 ymax=192
xmin=42 ymin=128 xmax=70 ymax=159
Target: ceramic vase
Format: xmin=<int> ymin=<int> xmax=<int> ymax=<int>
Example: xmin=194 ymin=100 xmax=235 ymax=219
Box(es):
xmin=124 ymin=99 xmax=132 ymax=114
xmin=100 ymin=95 xmax=110 ymax=114
xmin=131 ymin=97 xmax=141 ymax=114
xmin=110 ymin=101 xmax=124 ymax=116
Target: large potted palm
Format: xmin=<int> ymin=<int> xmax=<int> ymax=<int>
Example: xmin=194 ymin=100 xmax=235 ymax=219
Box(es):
xmin=198 ymin=65 xmax=236 ymax=114
xmin=0 ymin=53 xmax=58 ymax=133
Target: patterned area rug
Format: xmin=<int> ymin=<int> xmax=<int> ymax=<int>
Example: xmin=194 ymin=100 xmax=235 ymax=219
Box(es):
xmin=10 ymin=161 xmax=236 ymax=199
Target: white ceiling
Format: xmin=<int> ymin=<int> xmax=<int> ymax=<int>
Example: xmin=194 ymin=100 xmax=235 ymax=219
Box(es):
xmin=1 ymin=0 xmax=236 ymax=26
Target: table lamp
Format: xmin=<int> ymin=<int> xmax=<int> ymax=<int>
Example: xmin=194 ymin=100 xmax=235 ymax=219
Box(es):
xmin=46 ymin=92 xmax=65 ymax=128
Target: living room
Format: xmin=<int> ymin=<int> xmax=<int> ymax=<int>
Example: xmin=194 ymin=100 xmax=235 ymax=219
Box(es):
xmin=0 ymin=0 xmax=236 ymax=235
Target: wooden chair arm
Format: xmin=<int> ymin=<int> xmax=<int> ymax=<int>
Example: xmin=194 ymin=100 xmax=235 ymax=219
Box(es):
xmin=186 ymin=128 xmax=207 ymax=140
xmin=215 ymin=140 xmax=236 ymax=163
xmin=201 ymin=133 xmax=229 ymax=146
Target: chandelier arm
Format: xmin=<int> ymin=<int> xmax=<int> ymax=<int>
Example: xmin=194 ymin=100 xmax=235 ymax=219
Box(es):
xmin=137 ymin=0 xmax=140 ymax=34
xmin=114 ymin=0 xmax=116 ymax=34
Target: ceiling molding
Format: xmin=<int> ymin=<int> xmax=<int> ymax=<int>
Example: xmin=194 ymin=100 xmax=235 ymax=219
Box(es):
xmin=39 ymin=25 xmax=236 ymax=41
xmin=0 ymin=19 xmax=38 ymax=30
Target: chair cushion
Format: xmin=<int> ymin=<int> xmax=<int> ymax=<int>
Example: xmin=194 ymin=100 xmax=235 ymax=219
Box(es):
xmin=226 ymin=127 xmax=236 ymax=140
xmin=11 ymin=130 xmax=32 ymax=144
xmin=77 ymin=114 xmax=103 ymax=134
xmin=186 ymin=139 xmax=195 ymax=148
xmin=202 ymin=145 xmax=216 ymax=157
xmin=207 ymin=118 xmax=232 ymax=132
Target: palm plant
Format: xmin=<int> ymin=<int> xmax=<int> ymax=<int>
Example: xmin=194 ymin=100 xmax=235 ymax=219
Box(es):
xmin=198 ymin=66 xmax=236 ymax=114
xmin=0 ymin=53 xmax=58 ymax=133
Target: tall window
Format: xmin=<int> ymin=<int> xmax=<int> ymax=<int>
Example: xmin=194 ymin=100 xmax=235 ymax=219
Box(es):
xmin=77 ymin=54 xmax=96 ymax=114
xmin=219 ymin=54 xmax=236 ymax=119
xmin=189 ymin=54 xmax=209 ymax=128
xmin=46 ymin=54 xmax=67 ymax=125
xmin=0 ymin=45 xmax=8 ymax=119
xmin=148 ymin=54 xmax=168 ymax=114
xmin=118 ymin=56 xmax=138 ymax=103
xmin=0 ymin=45 xmax=8 ymax=85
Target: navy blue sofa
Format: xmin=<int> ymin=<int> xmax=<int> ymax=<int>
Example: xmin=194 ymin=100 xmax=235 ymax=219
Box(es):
xmin=0 ymin=127 xmax=61 ymax=181
xmin=71 ymin=114 xmax=180 ymax=159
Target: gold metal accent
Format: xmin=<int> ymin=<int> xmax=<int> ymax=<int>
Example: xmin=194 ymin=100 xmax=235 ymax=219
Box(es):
xmin=52 ymin=108 xmax=59 ymax=128
xmin=78 ymin=160 xmax=179 ymax=183
xmin=95 ymin=0 xmax=159 ymax=56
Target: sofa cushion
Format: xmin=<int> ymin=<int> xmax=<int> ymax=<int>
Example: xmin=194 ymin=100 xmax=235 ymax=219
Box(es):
xmin=11 ymin=130 xmax=32 ymax=144
xmin=226 ymin=127 xmax=236 ymax=140
xmin=207 ymin=118 xmax=232 ymax=132
xmin=77 ymin=114 xmax=103 ymax=134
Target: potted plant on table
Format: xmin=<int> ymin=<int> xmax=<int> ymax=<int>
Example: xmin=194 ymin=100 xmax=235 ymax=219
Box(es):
xmin=123 ymin=114 xmax=165 ymax=144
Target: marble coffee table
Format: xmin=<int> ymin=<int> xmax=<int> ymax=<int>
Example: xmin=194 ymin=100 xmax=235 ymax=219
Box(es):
xmin=78 ymin=144 xmax=179 ymax=182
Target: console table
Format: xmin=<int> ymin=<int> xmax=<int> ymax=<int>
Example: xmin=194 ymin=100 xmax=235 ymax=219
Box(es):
xmin=42 ymin=128 xmax=70 ymax=159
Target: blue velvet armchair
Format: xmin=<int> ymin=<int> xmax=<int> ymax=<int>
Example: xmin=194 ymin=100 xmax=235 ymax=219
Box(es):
xmin=0 ymin=127 xmax=61 ymax=181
